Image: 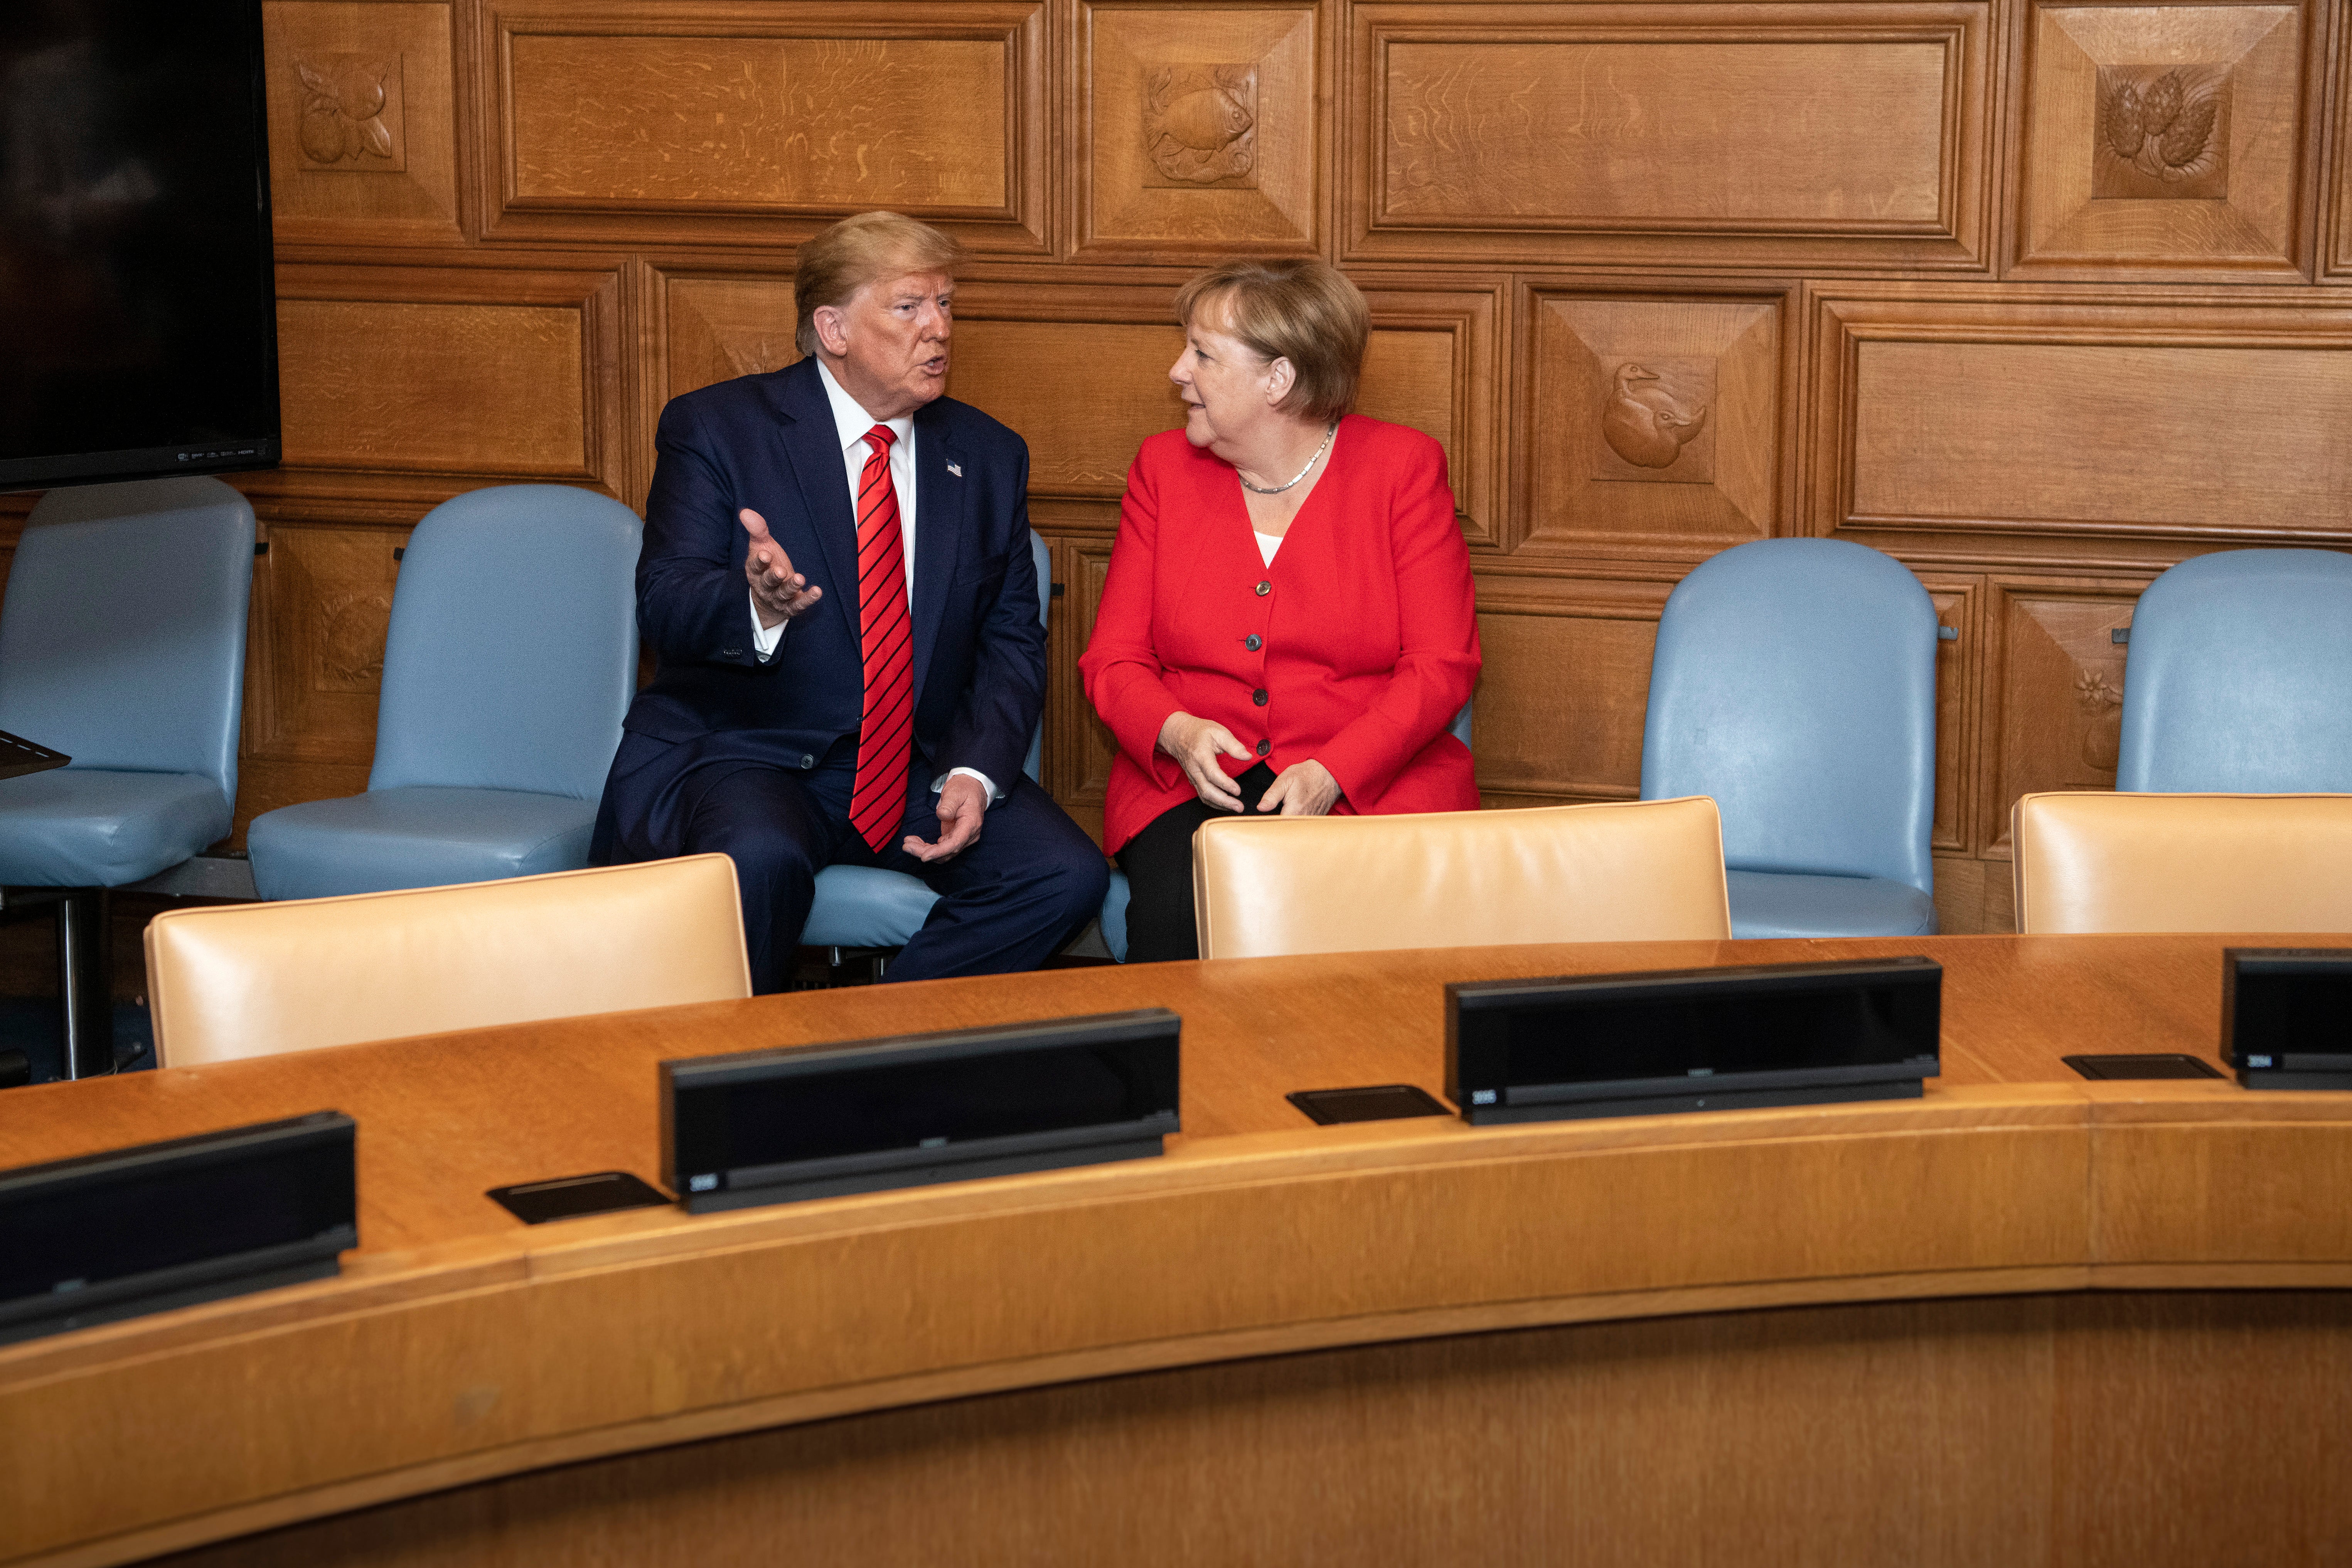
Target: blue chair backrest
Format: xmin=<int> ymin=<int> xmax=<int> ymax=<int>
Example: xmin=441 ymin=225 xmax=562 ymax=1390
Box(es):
xmin=1640 ymin=538 xmax=1936 ymax=892
xmin=0 ymin=477 xmax=253 ymax=811
xmin=369 ymin=485 xmax=642 ymax=802
xmin=1024 ymin=529 xmax=1050 ymax=783
xmin=2117 ymin=548 xmax=2352 ymax=793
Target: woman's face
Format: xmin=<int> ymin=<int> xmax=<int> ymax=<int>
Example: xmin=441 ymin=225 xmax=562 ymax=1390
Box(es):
xmin=1169 ymin=311 xmax=1283 ymax=455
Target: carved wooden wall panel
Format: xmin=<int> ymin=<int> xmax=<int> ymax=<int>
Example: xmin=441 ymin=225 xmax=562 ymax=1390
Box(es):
xmin=1356 ymin=282 xmax=1505 ymax=549
xmin=1812 ymin=286 xmax=2352 ymax=559
xmin=1072 ymin=2 xmax=1321 ymax=259
xmin=1344 ymin=2 xmax=1995 ymax=270
xmin=2329 ymin=12 xmax=2352 ymax=281
xmin=1522 ymin=288 xmax=1786 ymax=562
xmin=1980 ymin=578 xmax=2150 ymax=857
xmin=2009 ymin=1 xmax=2320 ymax=279
xmin=1921 ymin=577 xmax=1984 ymax=857
xmin=1467 ymin=582 xmax=1669 ymax=808
xmin=262 ymin=2 xmax=463 ymax=245
xmin=270 ymin=262 xmax=626 ymax=512
xmin=235 ymin=521 xmax=411 ymax=844
xmin=477 ymin=1 xmax=1048 ymax=251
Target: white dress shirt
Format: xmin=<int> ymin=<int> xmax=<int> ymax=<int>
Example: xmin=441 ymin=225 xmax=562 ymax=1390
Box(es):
xmin=752 ymin=359 xmax=996 ymax=804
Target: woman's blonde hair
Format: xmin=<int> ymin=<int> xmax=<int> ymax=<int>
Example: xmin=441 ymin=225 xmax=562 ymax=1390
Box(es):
xmin=794 ymin=212 xmax=962 ymax=356
xmin=1173 ymin=258 xmax=1370 ymax=424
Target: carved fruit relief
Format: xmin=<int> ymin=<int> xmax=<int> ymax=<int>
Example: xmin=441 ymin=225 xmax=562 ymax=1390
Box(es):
xmin=2093 ymin=65 xmax=2227 ymax=200
xmin=1592 ymin=359 xmax=1715 ymax=484
xmin=1142 ymin=65 xmax=1257 ymax=189
xmin=292 ymin=52 xmax=404 ymax=172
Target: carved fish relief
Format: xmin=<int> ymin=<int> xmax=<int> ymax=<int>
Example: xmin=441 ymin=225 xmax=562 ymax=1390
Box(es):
xmin=1601 ymin=363 xmax=1709 ymax=470
xmin=1144 ymin=66 xmax=1256 ymax=185
xmin=1156 ymin=86 xmax=1251 ymax=153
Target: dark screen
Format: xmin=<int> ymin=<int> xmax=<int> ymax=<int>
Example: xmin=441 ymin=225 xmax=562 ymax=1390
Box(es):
xmin=1501 ymin=984 xmax=1936 ymax=1085
xmin=2232 ymin=965 xmax=2352 ymax=1057
xmin=0 ymin=1117 xmax=355 ymax=1300
xmin=680 ymin=1042 xmax=1174 ymax=1172
xmin=0 ymin=0 xmax=279 ymax=488
xmin=1454 ymin=962 xmax=1943 ymax=1093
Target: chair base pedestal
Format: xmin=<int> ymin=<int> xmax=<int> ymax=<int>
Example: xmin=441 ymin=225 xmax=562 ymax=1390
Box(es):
xmin=0 ymin=885 xmax=112 ymax=1080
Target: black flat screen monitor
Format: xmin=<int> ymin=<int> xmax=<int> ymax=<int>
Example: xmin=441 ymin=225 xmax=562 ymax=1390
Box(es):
xmin=0 ymin=0 xmax=280 ymax=492
xmin=2222 ymin=948 xmax=2352 ymax=1090
xmin=663 ymin=1009 xmax=1183 ymax=1212
xmin=0 ymin=1110 xmax=356 ymax=1344
xmin=1448 ymin=958 xmax=1943 ymax=1123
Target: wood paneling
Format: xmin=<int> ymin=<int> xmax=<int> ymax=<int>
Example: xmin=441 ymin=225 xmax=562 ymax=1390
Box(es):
xmin=262 ymin=2 xmax=463 ymax=245
xmin=1811 ymin=286 xmax=2352 ymax=556
xmin=1522 ymin=286 xmax=1787 ymax=561
xmin=1468 ymin=581 xmax=1668 ymax=807
xmin=1344 ymin=2 xmax=1995 ymax=270
xmin=942 ymin=285 xmax=1187 ymax=498
xmin=140 ymin=1292 xmax=2352 ymax=1568
xmin=476 ymin=0 xmax=1049 ymax=252
xmin=1358 ymin=281 xmax=1505 ymax=548
xmin=1921 ymin=575 xmax=1984 ymax=854
xmin=1980 ymin=576 xmax=2150 ymax=856
xmin=267 ymin=261 xmax=625 ymax=508
xmin=244 ymin=524 xmax=409 ymax=767
xmin=2010 ymin=1 xmax=2320 ymax=279
xmin=1073 ymin=2 xmax=1321 ymax=259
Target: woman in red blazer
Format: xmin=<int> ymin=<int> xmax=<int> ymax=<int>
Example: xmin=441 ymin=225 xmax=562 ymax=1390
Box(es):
xmin=1080 ymin=259 xmax=1482 ymax=962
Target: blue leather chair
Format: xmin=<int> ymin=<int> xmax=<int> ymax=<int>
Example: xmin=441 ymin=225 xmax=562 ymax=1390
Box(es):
xmin=799 ymin=531 xmax=1053 ymax=955
xmin=1639 ymin=538 xmax=1938 ymax=938
xmin=0 ymin=477 xmax=254 ymax=1076
xmin=1098 ymin=700 xmax=1474 ymax=962
xmin=246 ymin=485 xmax=640 ymax=900
xmin=2117 ymin=548 xmax=2352 ymax=793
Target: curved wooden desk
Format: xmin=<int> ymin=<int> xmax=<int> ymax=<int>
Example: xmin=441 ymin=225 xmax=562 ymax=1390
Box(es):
xmin=6 ymin=934 xmax=2352 ymax=1566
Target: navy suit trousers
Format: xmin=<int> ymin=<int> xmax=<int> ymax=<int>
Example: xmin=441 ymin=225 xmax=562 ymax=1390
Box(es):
xmin=606 ymin=748 xmax=1108 ymax=994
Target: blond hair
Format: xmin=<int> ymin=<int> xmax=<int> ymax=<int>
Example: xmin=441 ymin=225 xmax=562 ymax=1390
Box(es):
xmin=1172 ymin=258 xmax=1369 ymax=424
xmin=794 ymin=212 xmax=962 ymax=356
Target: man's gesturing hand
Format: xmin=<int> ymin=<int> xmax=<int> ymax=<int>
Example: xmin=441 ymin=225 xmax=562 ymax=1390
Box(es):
xmin=905 ymin=774 xmax=988 ymax=862
xmin=741 ymin=508 xmax=822 ymax=628
xmin=1157 ymin=711 xmax=1251 ymax=812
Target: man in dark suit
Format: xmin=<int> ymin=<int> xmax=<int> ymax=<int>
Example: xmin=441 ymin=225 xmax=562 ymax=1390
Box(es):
xmin=593 ymin=211 xmax=1107 ymax=993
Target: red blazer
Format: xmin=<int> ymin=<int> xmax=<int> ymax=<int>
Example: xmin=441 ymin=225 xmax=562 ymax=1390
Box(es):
xmin=1080 ymin=415 xmax=1482 ymax=856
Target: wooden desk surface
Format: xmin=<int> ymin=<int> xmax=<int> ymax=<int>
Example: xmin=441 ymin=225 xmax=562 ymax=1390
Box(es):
xmin=5 ymin=933 xmax=2351 ymax=1567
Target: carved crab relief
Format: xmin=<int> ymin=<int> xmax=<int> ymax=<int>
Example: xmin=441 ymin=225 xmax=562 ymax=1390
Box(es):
xmin=291 ymin=52 xmax=404 ymax=171
xmin=1142 ymin=65 xmax=1257 ymax=189
xmin=2093 ymin=65 xmax=2228 ymax=200
xmin=1591 ymin=358 xmax=1715 ymax=484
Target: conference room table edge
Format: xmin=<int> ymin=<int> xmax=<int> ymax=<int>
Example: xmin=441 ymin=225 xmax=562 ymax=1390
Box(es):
xmin=5 ymin=930 xmax=2352 ymax=1568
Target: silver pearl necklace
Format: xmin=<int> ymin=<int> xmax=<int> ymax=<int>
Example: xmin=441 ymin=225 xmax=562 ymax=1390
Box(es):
xmin=1237 ymin=421 xmax=1338 ymax=495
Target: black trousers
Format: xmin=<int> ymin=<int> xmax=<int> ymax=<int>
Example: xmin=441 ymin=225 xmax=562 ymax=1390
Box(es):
xmin=1114 ymin=762 xmax=1277 ymax=964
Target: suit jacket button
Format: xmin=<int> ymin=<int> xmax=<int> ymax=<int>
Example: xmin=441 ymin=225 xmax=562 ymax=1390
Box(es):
xmin=1245 ymin=634 xmax=1262 ymax=651
xmin=1252 ymin=689 xmax=1267 ymax=706
xmin=1255 ymin=581 xmax=1271 ymax=596
xmin=800 ymin=754 xmax=814 ymax=769
xmin=1255 ymin=738 xmax=1270 ymax=756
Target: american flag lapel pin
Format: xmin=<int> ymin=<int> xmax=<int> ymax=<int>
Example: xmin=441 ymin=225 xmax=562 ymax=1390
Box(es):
xmin=946 ymin=461 xmax=963 ymax=478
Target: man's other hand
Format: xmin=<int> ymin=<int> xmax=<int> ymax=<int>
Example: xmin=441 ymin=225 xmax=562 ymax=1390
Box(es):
xmin=741 ymin=508 xmax=822 ymax=628
xmin=905 ymin=773 xmax=988 ymax=862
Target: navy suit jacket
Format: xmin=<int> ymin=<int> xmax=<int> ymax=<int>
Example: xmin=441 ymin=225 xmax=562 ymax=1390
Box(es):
xmin=598 ymin=357 xmax=1043 ymax=849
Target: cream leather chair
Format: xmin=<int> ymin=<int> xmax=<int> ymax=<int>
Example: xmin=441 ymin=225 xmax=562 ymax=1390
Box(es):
xmin=145 ymin=854 xmax=750 ymax=1066
xmin=2012 ymin=792 xmax=2352 ymax=935
xmin=1191 ymin=796 xmax=1732 ymax=961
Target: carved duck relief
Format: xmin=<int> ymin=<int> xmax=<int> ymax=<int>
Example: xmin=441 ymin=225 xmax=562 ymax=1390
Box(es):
xmin=1601 ymin=363 xmax=1709 ymax=470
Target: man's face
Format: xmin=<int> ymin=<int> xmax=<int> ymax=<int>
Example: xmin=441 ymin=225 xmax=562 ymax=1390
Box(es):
xmin=817 ymin=268 xmax=954 ymax=421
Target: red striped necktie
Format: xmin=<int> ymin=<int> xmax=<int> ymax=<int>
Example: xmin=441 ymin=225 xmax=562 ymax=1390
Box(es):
xmin=849 ymin=425 xmax=915 ymax=852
